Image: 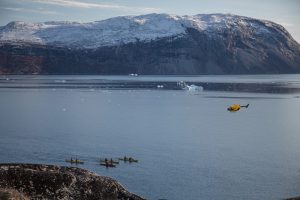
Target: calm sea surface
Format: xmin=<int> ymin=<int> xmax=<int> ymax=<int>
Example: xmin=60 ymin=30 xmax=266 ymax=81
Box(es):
xmin=0 ymin=75 xmax=300 ymax=200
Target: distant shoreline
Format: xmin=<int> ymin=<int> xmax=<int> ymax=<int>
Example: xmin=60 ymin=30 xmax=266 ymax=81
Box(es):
xmin=1 ymin=75 xmax=300 ymax=94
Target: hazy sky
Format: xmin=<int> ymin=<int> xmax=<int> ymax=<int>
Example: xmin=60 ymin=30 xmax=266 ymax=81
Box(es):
xmin=0 ymin=0 xmax=299 ymax=42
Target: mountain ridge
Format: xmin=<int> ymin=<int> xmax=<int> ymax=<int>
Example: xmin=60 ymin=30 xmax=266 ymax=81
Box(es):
xmin=1 ymin=13 xmax=298 ymax=49
xmin=0 ymin=13 xmax=300 ymax=75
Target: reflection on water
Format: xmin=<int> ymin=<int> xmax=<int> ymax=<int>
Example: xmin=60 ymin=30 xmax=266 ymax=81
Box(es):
xmin=0 ymin=75 xmax=300 ymax=200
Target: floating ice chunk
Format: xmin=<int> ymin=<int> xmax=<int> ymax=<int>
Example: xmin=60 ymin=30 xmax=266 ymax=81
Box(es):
xmin=54 ymin=80 xmax=66 ymax=83
xmin=186 ymin=84 xmax=203 ymax=92
xmin=177 ymin=81 xmax=203 ymax=92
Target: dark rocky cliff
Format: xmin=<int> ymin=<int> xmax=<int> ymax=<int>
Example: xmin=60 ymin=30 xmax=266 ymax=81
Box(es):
xmin=0 ymin=163 xmax=144 ymax=200
xmin=0 ymin=14 xmax=300 ymax=75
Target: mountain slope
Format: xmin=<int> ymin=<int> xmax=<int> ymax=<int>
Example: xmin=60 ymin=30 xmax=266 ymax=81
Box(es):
xmin=0 ymin=13 xmax=300 ymax=74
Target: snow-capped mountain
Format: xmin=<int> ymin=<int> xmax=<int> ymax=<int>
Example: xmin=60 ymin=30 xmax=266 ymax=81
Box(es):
xmin=0 ymin=13 xmax=295 ymax=49
xmin=0 ymin=13 xmax=300 ymax=74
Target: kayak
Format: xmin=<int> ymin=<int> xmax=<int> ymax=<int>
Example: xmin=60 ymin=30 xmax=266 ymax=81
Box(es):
xmin=65 ymin=159 xmax=84 ymax=164
xmin=100 ymin=159 xmax=119 ymax=164
xmin=118 ymin=158 xmax=138 ymax=163
xmin=100 ymin=163 xmax=116 ymax=167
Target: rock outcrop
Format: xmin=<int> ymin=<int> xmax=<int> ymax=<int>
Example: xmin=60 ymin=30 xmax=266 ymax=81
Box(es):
xmin=0 ymin=13 xmax=300 ymax=75
xmin=0 ymin=188 xmax=29 ymax=200
xmin=0 ymin=163 xmax=144 ymax=200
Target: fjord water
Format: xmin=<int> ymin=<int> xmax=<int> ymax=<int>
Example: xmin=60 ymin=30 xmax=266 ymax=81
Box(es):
xmin=0 ymin=75 xmax=300 ymax=200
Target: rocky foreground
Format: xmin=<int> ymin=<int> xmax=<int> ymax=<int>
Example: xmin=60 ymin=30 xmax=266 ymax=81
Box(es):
xmin=0 ymin=163 xmax=144 ymax=200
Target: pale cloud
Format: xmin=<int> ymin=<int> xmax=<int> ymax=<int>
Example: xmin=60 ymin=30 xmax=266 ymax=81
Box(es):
xmin=28 ymin=0 xmax=160 ymax=13
xmin=278 ymin=22 xmax=294 ymax=27
xmin=3 ymin=7 xmax=58 ymax=15
xmin=3 ymin=7 xmax=24 ymax=11
xmin=2 ymin=7 xmax=58 ymax=15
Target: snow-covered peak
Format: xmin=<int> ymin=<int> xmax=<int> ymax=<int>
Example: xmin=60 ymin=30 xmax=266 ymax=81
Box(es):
xmin=0 ymin=13 xmax=286 ymax=49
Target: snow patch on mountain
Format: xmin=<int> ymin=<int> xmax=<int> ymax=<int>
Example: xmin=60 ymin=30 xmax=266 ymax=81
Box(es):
xmin=0 ymin=13 xmax=287 ymax=49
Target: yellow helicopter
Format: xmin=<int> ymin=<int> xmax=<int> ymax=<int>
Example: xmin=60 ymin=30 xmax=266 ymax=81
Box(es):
xmin=227 ymin=104 xmax=249 ymax=112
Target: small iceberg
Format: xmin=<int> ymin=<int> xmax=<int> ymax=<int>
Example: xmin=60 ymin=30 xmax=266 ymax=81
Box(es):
xmin=186 ymin=84 xmax=203 ymax=92
xmin=54 ymin=80 xmax=66 ymax=83
xmin=177 ymin=81 xmax=203 ymax=92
